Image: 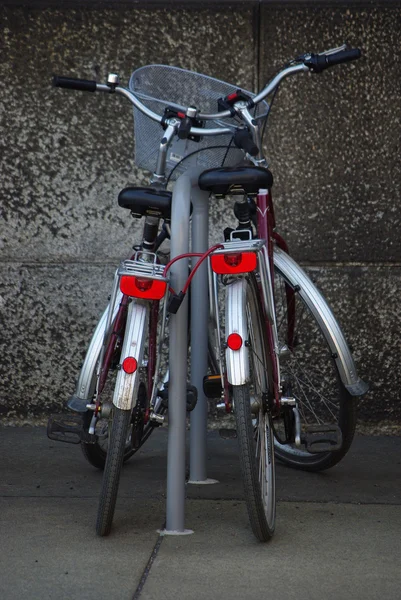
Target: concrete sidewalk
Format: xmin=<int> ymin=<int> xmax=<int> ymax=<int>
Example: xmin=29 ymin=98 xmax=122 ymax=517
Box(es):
xmin=0 ymin=427 xmax=400 ymax=600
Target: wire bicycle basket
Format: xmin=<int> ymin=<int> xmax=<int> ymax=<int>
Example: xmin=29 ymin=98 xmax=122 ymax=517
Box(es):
xmin=129 ymin=65 xmax=269 ymax=179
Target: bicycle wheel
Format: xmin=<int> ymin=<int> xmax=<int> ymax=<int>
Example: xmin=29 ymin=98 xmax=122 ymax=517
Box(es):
xmin=96 ymin=299 xmax=155 ymax=536
xmin=96 ymin=405 xmax=132 ymax=536
xmin=273 ymin=260 xmax=357 ymax=471
xmin=229 ymin=275 xmax=275 ymax=542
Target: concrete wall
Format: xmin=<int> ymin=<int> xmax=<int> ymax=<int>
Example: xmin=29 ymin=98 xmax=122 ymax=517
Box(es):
xmin=0 ymin=1 xmax=400 ymax=425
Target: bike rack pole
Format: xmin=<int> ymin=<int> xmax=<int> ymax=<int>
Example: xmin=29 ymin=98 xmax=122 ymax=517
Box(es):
xmin=188 ymin=187 xmax=217 ymax=484
xmin=165 ymin=168 xmax=203 ymax=534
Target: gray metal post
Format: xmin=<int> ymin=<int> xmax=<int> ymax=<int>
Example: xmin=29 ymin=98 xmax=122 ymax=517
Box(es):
xmin=188 ymin=187 xmax=217 ymax=484
xmin=164 ymin=168 xmax=206 ymax=534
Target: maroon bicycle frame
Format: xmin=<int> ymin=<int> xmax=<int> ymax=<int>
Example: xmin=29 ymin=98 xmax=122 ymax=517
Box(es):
xmin=256 ymin=189 xmax=295 ymax=412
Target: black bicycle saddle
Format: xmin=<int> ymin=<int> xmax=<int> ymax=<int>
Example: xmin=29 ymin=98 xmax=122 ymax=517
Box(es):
xmin=118 ymin=187 xmax=172 ymax=220
xmin=198 ymin=166 xmax=273 ymax=198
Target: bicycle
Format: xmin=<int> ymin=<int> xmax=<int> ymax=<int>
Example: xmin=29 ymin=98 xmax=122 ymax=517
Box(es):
xmin=47 ymin=44 xmax=368 ymax=541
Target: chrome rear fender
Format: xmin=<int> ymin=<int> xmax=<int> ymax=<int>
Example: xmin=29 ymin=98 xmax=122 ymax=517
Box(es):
xmin=112 ymin=300 xmax=149 ymax=411
xmin=225 ymin=278 xmax=250 ymax=386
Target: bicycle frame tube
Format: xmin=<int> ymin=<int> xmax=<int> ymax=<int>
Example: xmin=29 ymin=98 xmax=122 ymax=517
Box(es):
xmin=257 ymin=190 xmax=281 ymax=409
xmin=272 ymin=232 xmax=296 ymax=351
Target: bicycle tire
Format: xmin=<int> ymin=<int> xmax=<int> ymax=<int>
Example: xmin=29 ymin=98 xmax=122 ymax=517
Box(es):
xmin=273 ymin=262 xmax=357 ymax=471
xmin=96 ymin=406 xmax=131 ymax=536
xmin=229 ymin=275 xmax=275 ymax=541
xmin=82 ymin=381 xmax=151 ymax=469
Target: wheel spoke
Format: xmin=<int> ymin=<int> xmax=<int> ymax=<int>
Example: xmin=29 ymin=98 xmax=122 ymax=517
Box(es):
xmin=286 ymin=363 xmax=339 ymax=420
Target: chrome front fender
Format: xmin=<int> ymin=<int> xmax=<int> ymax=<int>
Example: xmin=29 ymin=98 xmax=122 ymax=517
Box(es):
xmin=273 ymin=247 xmax=368 ymax=396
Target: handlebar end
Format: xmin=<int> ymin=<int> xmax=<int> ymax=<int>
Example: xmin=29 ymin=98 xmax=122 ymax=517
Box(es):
xmin=52 ymin=75 xmax=97 ymax=92
xmin=304 ymin=47 xmax=362 ymax=73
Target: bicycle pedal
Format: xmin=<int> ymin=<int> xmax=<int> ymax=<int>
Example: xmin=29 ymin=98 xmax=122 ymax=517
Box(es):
xmin=67 ymin=394 xmax=89 ymax=413
xmin=219 ymin=428 xmax=237 ymax=440
xmin=302 ymin=424 xmax=342 ymax=453
xmin=156 ymin=382 xmax=198 ymax=412
xmin=47 ymin=414 xmax=96 ymax=445
xmin=149 ymin=412 xmax=165 ymax=426
xmin=203 ymin=375 xmax=223 ymax=399
xmin=47 ymin=414 xmax=84 ymax=444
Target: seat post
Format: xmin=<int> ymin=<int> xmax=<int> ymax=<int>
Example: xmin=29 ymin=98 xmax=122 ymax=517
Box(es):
xmin=141 ymin=216 xmax=160 ymax=252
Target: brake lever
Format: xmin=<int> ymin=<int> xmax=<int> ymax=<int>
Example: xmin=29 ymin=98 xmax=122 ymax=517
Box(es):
xmin=295 ymin=44 xmax=348 ymax=64
xmin=318 ymin=44 xmax=347 ymax=56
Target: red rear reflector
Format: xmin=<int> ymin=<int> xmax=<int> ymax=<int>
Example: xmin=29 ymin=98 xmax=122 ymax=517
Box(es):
xmin=122 ymin=357 xmax=137 ymax=374
xmin=120 ymin=276 xmax=167 ymax=300
xmin=211 ymin=252 xmax=257 ymax=274
xmin=227 ymin=333 xmax=243 ymax=351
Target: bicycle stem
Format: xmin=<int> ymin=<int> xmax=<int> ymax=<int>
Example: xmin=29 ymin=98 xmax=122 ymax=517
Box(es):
xmin=151 ymin=121 xmax=179 ymax=184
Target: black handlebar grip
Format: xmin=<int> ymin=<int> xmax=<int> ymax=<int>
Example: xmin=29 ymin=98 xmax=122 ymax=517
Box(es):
xmin=52 ymin=75 xmax=97 ymax=92
xmin=305 ymin=48 xmax=362 ymax=73
xmin=234 ymin=129 xmax=259 ymax=157
xmin=325 ymin=48 xmax=362 ymax=68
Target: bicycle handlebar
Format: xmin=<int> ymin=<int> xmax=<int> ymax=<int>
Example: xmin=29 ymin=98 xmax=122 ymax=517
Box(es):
xmin=52 ymin=46 xmax=362 ymax=135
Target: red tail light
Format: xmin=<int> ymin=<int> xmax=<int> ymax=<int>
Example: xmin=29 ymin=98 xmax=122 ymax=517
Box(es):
xmin=211 ymin=252 xmax=257 ymax=274
xmin=120 ymin=276 xmax=167 ymax=300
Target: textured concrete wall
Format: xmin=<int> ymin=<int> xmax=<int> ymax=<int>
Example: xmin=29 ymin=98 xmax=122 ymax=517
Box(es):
xmin=0 ymin=2 xmax=400 ymax=424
